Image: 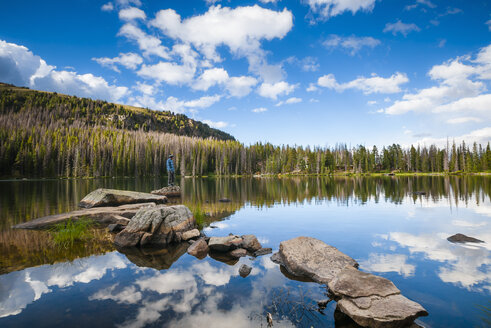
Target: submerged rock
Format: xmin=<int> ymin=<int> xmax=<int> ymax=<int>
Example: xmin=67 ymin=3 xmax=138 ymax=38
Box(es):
xmin=79 ymin=188 xmax=167 ymax=208
xmin=447 ymin=233 xmax=484 ymax=244
xmin=114 ymin=205 xmax=195 ymax=247
xmin=277 ymin=236 xmax=358 ymax=284
xmin=151 ymin=185 xmax=181 ymax=198
xmin=187 ymin=237 xmax=209 ymax=259
xmin=239 ymin=264 xmax=252 ymax=278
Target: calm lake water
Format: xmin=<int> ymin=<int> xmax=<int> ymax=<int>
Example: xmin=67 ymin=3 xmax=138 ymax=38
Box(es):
xmin=0 ymin=176 xmax=490 ymax=327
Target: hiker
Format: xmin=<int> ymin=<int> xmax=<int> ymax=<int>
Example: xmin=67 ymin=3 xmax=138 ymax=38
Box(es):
xmin=167 ymin=154 xmax=175 ymax=186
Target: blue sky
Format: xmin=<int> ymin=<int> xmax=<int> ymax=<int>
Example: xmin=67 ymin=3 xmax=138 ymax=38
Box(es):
xmin=0 ymin=0 xmax=490 ymax=147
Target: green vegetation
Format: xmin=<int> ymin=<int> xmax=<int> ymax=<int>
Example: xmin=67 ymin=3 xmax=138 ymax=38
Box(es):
xmin=191 ymin=203 xmax=207 ymax=229
xmin=49 ymin=218 xmax=94 ymax=247
xmin=0 ymin=83 xmax=490 ymax=178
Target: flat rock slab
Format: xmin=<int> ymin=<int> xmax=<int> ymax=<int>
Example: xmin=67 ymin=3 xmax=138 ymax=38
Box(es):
xmin=208 ymin=235 xmax=243 ymax=252
xmin=447 ymin=233 xmax=484 ymax=244
xmin=328 ymin=266 xmax=400 ymax=298
xmin=12 ymin=203 xmax=156 ymax=229
xmin=278 ymin=236 xmax=358 ymax=284
xmin=182 ymin=229 xmax=200 ymax=240
xmin=115 ymin=205 xmax=195 ymax=247
xmin=79 ymin=188 xmax=167 ymax=208
xmin=337 ymin=294 xmax=428 ymax=328
xmin=151 ymin=186 xmax=181 ymax=197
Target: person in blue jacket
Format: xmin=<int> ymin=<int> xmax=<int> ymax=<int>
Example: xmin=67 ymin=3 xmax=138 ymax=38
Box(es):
xmin=166 ymin=154 xmax=175 ymax=186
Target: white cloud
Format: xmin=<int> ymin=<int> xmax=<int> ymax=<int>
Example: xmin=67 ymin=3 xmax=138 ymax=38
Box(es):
xmin=360 ymin=253 xmax=415 ymax=277
xmin=306 ymin=83 xmax=318 ymax=92
xmin=384 ymin=44 xmax=491 ymax=120
xmin=446 ymin=117 xmax=483 ymax=124
xmin=276 ymin=97 xmax=302 ymax=106
xmin=367 ymin=100 xmax=377 ymax=105
xmin=119 ymin=7 xmax=146 ymax=21
xmin=260 ymin=0 xmax=280 ymax=3
xmin=323 ymin=35 xmax=380 ymax=55
xmin=92 ymin=52 xmax=143 ymax=72
xmin=138 ymin=61 xmax=195 ymax=85
xmin=191 ymin=68 xmax=258 ymax=97
xmin=0 ymin=40 xmax=129 ymax=102
xmin=101 ymin=2 xmax=114 ymax=11
xmin=317 ymin=72 xmax=409 ymax=94
xmin=412 ymin=127 xmax=491 ymax=148
xmin=305 ymin=0 xmax=376 ymax=20
xmin=134 ymin=81 xmax=156 ymax=96
xmin=486 ymin=19 xmax=491 ymax=32
xmin=118 ymin=23 xmax=170 ymax=59
xmin=258 ymin=81 xmax=296 ymax=99
xmin=383 ymin=20 xmax=421 ymax=37
xmin=116 ymin=0 xmax=142 ymax=6
xmin=130 ymin=94 xmax=221 ymax=113
xmin=252 ymin=107 xmax=268 ymax=113
xmin=202 ymin=120 xmax=229 ymax=129
xmin=225 ymin=76 xmax=258 ymax=97
xmin=193 ymin=68 xmax=229 ymax=91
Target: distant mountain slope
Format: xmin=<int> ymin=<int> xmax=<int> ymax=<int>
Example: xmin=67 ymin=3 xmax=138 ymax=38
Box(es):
xmin=0 ymin=83 xmax=234 ymax=141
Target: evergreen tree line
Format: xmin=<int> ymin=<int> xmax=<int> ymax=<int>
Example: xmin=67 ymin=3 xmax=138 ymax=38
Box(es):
xmin=1 ymin=113 xmax=490 ymax=178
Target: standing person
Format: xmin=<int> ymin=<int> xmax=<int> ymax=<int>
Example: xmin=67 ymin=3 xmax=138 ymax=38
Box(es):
xmin=166 ymin=154 xmax=175 ymax=186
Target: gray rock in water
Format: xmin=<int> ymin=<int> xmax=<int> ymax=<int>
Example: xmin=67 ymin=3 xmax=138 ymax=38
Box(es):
xmin=270 ymin=252 xmax=282 ymax=264
xmin=208 ymin=235 xmax=243 ymax=252
xmin=337 ymin=294 xmax=428 ymax=328
xmin=328 ymin=266 xmax=400 ymax=298
xmin=229 ymin=248 xmax=247 ymax=258
xmin=114 ymin=205 xmax=195 ymax=247
xmin=254 ymin=248 xmax=272 ymax=257
xmin=278 ymin=237 xmax=358 ymax=284
xmin=79 ymin=188 xmax=167 ymax=208
xmin=107 ymin=223 xmax=124 ymax=233
xmin=151 ymin=185 xmax=181 ymax=198
xmin=182 ymin=229 xmax=200 ymax=241
xmin=447 ymin=233 xmax=484 ymax=244
xmin=240 ymin=235 xmax=262 ymax=252
xmin=239 ymin=264 xmax=252 ymax=278
xmin=187 ymin=237 xmax=209 ymax=259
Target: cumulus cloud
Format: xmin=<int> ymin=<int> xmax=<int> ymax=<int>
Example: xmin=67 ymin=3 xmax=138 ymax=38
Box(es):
xmin=360 ymin=253 xmax=415 ymax=277
xmin=323 ymin=35 xmax=380 ymax=55
xmin=118 ymin=7 xmax=146 ymax=21
xmin=305 ymin=0 xmax=376 ymax=21
xmin=252 ymin=107 xmax=268 ymax=113
xmin=275 ymin=97 xmax=302 ymax=106
xmin=130 ymin=94 xmax=221 ymax=113
xmin=317 ymin=72 xmax=409 ymax=94
xmin=192 ymin=68 xmax=258 ymax=97
xmin=446 ymin=117 xmax=483 ymax=124
xmin=258 ymin=81 xmax=296 ymax=99
xmin=383 ymin=44 xmax=491 ymax=122
xmin=202 ymin=120 xmax=229 ymax=129
xmin=0 ymin=40 xmax=129 ymax=103
xmin=101 ymin=2 xmax=114 ymax=11
xmin=383 ymin=20 xmax=421 ymax=37
xmin=92 ymin=52 xmax=143 ymax=72
xmin=118 ymin=23 xmax=170 ymax=59
xmin=412 ymin=127 xmax=491 ymax=148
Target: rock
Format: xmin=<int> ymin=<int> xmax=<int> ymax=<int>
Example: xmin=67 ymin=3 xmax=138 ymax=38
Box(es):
xmin=187 ymin=237 xmax=209 ymax=259
xmin=151 ymin=185 xmax=181 ymax=198
xmin=107 ymin=223 xmax=124 ymax=233
xmin=209 ymin=225 xmax=218 ymax=229
xmin=328 ymin=266 xmax=400 ymax=299
xmin=208 ymin=235 xmax=243 ymax=252
xmin=337 ymin=294 xmax=428 ymax=328
xmin=277 ymin=237 xmax=358 ymax=284
xmin=182 ymin=229 xmax=200 ymax=240
xmin=79 ymin=188 xmax=167 ymax=208
xmin=254 ymin=248 xmax=272 ymax=257
xmin=240 ymin=235 xmax=262 ymax=252
xmin=270 ymin=252 xmax=282 ymax=264
xmin=229 ymin=248 xmax=247 ymax=258
xmin=447 ymin=233 xmax=484 ymax=244
xmin=117 ymin=242 xmax=188 ymax=270
xmin=208 ymin=251 xmax=239 ymax=266
xmin=12 ymin=203 xmax=156 ymax=229
xmin=239 ymin=264 xmax=252 ymax=277
xmin=219 ymin=198 xmax=231 ymax=203
xmin=330 ymin=266 xmax=427 ymax=328
xmin=114 ymin=205 xmax=196 ymax=247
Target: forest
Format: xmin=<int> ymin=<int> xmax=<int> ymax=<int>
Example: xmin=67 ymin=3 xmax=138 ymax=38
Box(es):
xmin=0 ymin=83 xmax=490 ymax=178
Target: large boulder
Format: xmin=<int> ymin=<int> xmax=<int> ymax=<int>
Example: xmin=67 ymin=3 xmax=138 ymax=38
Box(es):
xmin=151 ymin=185 xmax=181 ymax=198
xmin=208 ymin=235 xmax=243 ymax=252
xmin=276 ymin=237 xmax=358 ymax=284
xmin=12 ymin=203 xmax=155 ymax=229
xmin=240 ymin=235 xmax=262 ymax=252
xmin=330 ymin=265 xmax=428 ymax=327
xmin=114 ymin=205 xmax=195 ymax=247
xmin=79 ymin=188 xmax=167 ymax=208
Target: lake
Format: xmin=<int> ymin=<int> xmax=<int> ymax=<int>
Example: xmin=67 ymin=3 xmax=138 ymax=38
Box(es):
xmin=0 ymin=176 xmax=490 ymax=327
